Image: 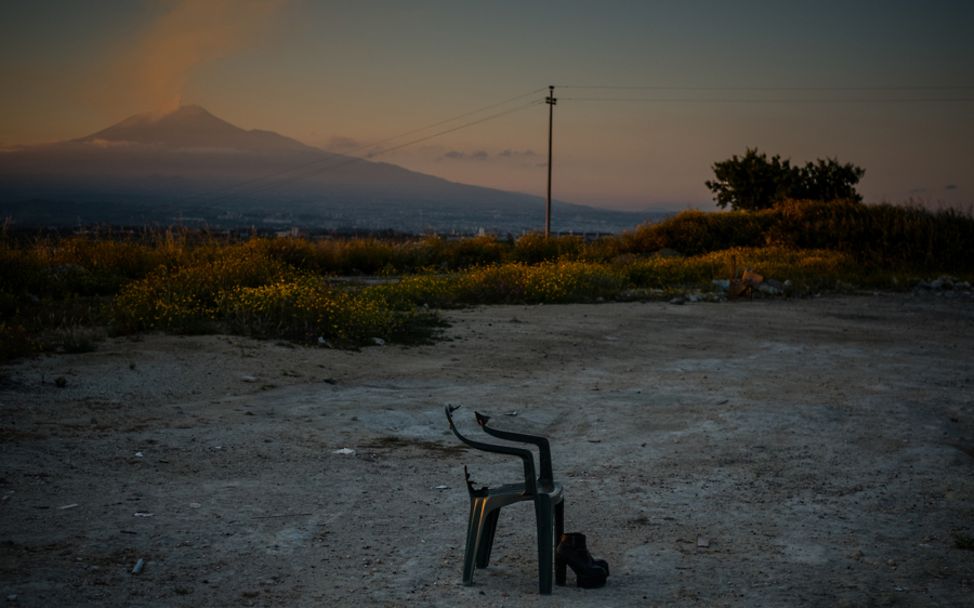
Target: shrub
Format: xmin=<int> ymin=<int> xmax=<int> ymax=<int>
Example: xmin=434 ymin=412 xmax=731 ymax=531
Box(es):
xmin=220 ymin=277 xmax=410 ymax=345
xmin=335 ymin=239 xmax=397 ymax=275
xmin=444 ymin=235 xmax=506 ymax=269
xmin=512 ymin=234 xmax=583 ymax=264
xmin=113 ymin=250 xmax=292 ymax=332
xmin=623 ymin=210 xmax=768 ymax=256
xmin=249 ymin=237 xmax=319 ymax=271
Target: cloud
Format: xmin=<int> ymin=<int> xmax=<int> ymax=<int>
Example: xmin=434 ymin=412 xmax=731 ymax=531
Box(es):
xmin=104 ymin=0 xmax=286 ymax=112
xmin=441 ymin=149 xmax=489 ymax=161
xmin=440 ymin=148 xmax=540 ymax=162
xmin=499 ymin=148 xmax=538 ymax=158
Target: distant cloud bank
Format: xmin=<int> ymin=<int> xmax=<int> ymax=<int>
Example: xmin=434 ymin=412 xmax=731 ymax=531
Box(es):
xmin=439 ymin=147 xmax=539 ymax=163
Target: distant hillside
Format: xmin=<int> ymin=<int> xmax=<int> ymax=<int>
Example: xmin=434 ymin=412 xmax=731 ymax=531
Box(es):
xmin=0 ymin=105 xmax=659 ymax=233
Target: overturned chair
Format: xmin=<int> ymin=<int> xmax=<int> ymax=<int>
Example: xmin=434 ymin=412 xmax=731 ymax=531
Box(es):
xmin=444 ymin=404 xmax=565 ymax=594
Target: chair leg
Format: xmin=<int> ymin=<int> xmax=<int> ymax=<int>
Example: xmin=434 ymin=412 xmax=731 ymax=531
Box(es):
xmin=554 ymin=499 xmax=566 ymax=586
xmin=535 ymin=497 xmax=555 ymax=595
xmin=476 ymin=507 xmax=501 ymax=568
xmin=463 ymin=498 xmax=489 ymax=585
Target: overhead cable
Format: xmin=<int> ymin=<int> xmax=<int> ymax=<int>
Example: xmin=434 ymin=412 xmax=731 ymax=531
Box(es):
xmin=187 ymin=88 xmax=545 ymax=205
xmin=199 ymin=97 xmax=544 ymax=205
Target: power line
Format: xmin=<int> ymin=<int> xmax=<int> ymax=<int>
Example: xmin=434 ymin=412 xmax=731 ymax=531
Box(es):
xmin=555 ymin=83 xmax=974 ymax=91
xmin=554 ymin=83 xmax=974 ymax=104
xmin=562 ymin=96 xmax=974 ymax=103
xmin=233 ymin=99 xmax=544 ymax=201
xmin=199 ymin=97 xmax=544 ymax=205
xmin=358 ymin=87 xmax=546 ymax=156
xmin=360 ymin=99 xmax=544 ymax=159
xmin=185 ymin=88 xmax=546 ymax=205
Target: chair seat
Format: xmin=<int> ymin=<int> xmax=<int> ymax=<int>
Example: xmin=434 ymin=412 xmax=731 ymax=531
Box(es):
xmin=483 ymin=481 xmax=563 ymax=501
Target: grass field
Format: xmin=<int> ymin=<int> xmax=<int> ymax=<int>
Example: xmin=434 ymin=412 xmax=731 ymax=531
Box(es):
xmin=2 ymin=200 xmax=971 ymax=361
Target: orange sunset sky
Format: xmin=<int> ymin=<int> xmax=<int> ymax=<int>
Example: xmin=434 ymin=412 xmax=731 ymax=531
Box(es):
xmin=1 ymin=0 xmax=972 ymax=210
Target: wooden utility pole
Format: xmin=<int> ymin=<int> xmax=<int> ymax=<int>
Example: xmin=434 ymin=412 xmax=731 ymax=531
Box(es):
xmin=545 ymin=85 xmax=557 ymax=238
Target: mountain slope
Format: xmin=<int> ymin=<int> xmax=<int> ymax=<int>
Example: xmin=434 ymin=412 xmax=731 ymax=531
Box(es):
xmin=0 ymin=106 xmax=654 ymax=233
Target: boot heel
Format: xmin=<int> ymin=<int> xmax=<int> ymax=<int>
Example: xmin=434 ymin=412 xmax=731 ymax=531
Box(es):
xmin=555 ymin=557 xmax=567 ymax=586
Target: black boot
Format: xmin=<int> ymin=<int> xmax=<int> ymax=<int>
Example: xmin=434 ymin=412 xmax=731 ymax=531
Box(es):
xmin=555 ymin=532 xmax=609 ymax=589
xmin=559 ymin=532 xmax=609 ymax=576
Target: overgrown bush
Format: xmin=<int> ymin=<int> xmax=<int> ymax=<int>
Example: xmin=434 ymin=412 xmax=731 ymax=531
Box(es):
xmin=512 ymin=234 xmax=584 ymax=264
xmin=113 ymin=250 xmax=293 ymax=333
xmin=622 ymin=201 xmax=974 ymax=273
xmin=219 ymin=277 xmax=419 ymax=344
xmin=2 ymin=200 xmax=971 ymax=361
xmin=623 ymin=210 xmax=769 ymax=255
xmin=456 ymin=261 xmax=625 ymax=304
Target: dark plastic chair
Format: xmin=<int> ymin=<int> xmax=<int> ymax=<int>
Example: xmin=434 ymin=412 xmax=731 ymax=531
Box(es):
xmin=445 ymin=405 xmax=565 ymax=594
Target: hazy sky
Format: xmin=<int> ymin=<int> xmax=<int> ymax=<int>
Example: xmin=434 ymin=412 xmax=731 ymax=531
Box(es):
xmin=1 ymin=0 xmax=972 ymax=210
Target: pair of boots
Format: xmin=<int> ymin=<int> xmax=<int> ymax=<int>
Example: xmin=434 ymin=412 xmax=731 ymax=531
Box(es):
xmin=555 ymin=532 xmax=609 ymax=589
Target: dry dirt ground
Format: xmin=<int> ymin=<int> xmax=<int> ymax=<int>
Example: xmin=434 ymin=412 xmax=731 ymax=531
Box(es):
xmin=1 ymin=293 xmax=973 ymax=607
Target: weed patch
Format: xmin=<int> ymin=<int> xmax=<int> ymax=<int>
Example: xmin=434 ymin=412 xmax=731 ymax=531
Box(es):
xmin=2 ymin=202 xmax=971 ymax=361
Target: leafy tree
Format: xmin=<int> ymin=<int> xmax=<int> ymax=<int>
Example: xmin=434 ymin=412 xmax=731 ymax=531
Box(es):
xmin=706 ymin=148 xmax=864 ymax=210
xmin=705 ymin=148 xmax=795 ymax=211
xmin=793 ymin=158 xmax=865 ymax=203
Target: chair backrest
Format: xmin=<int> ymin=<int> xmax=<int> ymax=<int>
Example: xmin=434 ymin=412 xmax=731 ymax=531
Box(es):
xmin=475 ymin=411 xmax=555 ymax=483
xmin=446 ymin=405 xmax=554 ymax=494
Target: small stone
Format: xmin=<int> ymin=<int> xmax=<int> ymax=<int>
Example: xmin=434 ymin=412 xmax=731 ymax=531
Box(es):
xmin=371 ymin=337 xmax=386 ymax=346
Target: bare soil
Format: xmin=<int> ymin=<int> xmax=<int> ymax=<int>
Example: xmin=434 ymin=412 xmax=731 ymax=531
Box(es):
xmin=1 ymin=293 xmax=973 ymax=607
